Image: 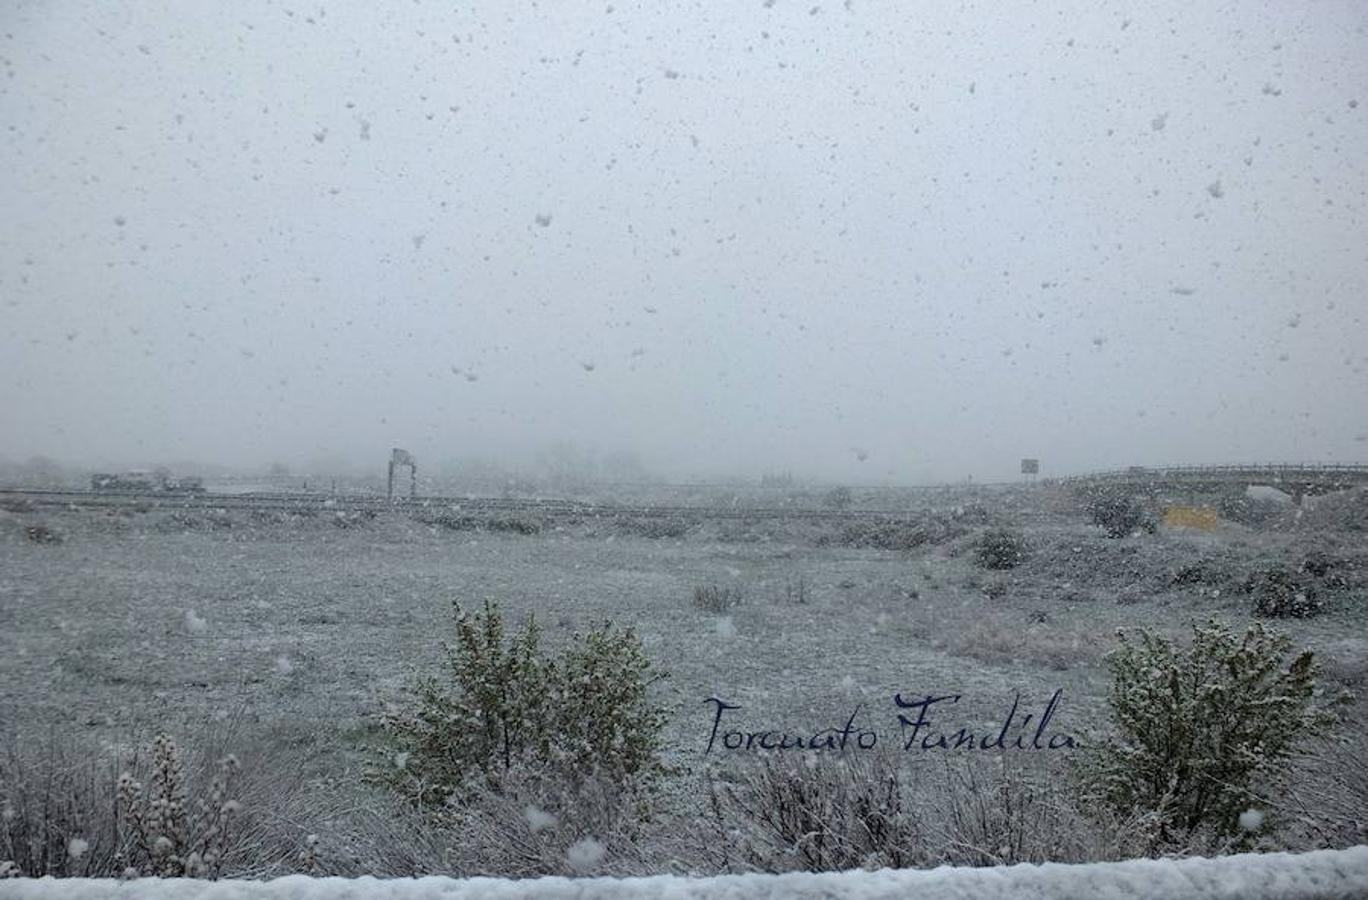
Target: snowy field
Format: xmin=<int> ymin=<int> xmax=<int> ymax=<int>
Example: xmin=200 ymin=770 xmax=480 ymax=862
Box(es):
xmin=2 ymin=487 xmax=1363 ymax=761
xmin=3 ymin=847 xmax=1368 ymax=899
xmin=1 ymin=485 xmax=1366 ymax=878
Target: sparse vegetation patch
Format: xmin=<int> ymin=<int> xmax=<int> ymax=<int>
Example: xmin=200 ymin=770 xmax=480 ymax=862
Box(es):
xmin=694 ymin=584 xmax=744 ymax=614
xmin=827 ymin=515 xmax=966 ymax=551
xmin=975 ymin=528 xmax=1029 ymax=570
xmin=1087 ymin=492 xmax=1154 ymax=538
xmin=419 ymin=513 xmax=541 ymax=535
xmin=1246 ymin=566 xmax=1324 ymax=618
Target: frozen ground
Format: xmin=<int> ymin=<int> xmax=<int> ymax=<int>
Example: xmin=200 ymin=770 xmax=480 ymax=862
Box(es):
xmin=1 ymin=485 xmax=1365 ymax=861
xmin=2 ymin=846 xmax=1367 ymax=899
xmin=2 ymin=489 xmax=1363 ymax=745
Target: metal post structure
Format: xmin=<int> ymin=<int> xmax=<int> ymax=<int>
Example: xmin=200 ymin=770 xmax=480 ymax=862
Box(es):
xmin=388 ymin=448 xmax=417 ymax=500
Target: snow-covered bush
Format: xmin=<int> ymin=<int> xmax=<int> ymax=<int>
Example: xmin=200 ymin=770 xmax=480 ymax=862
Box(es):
xmin=1169 ymin=559 xmax=1232 ymax=588
xmin=711 ymin=755 xmax=1107 ymax=873
xmin=831 ymin=518 xmax=931 ymax=551
xmin=419 ymin=513 xmax=541 ymax=535
xmin=1280 ymin=720 xmax=1368 ymax=849
xmin=444 ymin=764 xmax=655 ymax=877
xmin=0 ymin=730 xmax=297 ymax=879
xmin=1087 ymin=492 xmax=1153 ymax=538
xmin=115 ymin=735 xmax=241 ymax=878
xmin=975 ymin=528 xmax=1028 ymax=570
xmin=710 ymin=752 xmax=928 ymax=873
xmin=1079 ymin=620 xmax=1336 ymax=851
xmin=1246 ymin=567 xmax=1325 ymax=619
xmin=936 ymin=759 xmax=1106 ymax=867
xmin=819 ymin=512 xmax=970 ymax=551
xmin=379 ymin=600 xmax=668 ymax=808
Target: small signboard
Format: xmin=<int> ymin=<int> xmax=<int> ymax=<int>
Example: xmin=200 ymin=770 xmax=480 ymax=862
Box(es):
xmin=1164 ymin=505 xmax=1219 ymax=531
xmin=1020 ymin=458 xmax=1040 ymax=475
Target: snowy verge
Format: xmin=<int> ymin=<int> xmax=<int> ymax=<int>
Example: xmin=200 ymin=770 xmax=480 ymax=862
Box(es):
xmin=2 ymin=847 xmax=1367 ymax=900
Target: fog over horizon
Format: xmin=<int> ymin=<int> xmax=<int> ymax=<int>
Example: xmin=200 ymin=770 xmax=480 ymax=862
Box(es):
xmin=2 ymin=1 xmax=1366 ymax=486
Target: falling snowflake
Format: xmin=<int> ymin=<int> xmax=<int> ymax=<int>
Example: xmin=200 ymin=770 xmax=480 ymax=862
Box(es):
xmin=566 ymin=837 xmax=605 ymax=872
xmin=525 ymin=805 xmax=557 ymax=832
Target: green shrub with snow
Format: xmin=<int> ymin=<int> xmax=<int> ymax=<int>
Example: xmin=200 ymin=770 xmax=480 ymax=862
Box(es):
xmin=1246 ymin=567 xmax=1324 ymax=619
xmin=1079 ymin=619 xmax=1337 ymax=851
xmin=975 ymin=528 xmax=1029 ymax=570
xmin=1087 ymin=492 xmax=1154 ymax=538
xmin=379 ymin=600 xmax=668 ymax=808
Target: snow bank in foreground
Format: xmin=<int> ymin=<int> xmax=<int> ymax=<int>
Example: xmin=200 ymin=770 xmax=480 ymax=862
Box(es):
xmin=2 ymin=847 xmax=1366 ymax=900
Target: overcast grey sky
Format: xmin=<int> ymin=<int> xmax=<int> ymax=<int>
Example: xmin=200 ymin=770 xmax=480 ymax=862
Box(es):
xmin=2 ymin=1 xmax=1365 ymax=483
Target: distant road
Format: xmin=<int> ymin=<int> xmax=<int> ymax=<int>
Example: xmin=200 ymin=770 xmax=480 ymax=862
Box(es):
xmin=0 ymin=486 xmax=980 ymax=520
xmin=7 ymin=465 xmax=1362 ymax=518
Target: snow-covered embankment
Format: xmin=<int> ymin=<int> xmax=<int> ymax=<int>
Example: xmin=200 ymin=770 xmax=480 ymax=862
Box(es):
xmin=3 ymin=847 xmax=1367 ymax=899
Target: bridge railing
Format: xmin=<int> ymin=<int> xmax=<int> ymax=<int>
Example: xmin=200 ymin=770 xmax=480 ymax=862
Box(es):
xmin=1057 ymin=463 xmax=1368 ymax=483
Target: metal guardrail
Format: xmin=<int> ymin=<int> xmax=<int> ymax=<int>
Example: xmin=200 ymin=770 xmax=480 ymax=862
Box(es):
xmin=1057 ymin=463 xmax=1368 ymax=482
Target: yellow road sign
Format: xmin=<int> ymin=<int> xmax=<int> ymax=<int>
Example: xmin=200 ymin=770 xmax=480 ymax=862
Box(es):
xmin=1163 ymin=505 xmax=1219 ymax=530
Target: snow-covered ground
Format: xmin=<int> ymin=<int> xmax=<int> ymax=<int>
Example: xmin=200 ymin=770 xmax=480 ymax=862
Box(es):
xmin=3 ymin=847 xmax=1368 ymax=899
xmin=4 ymin=495 xmax=1361 ymax=762
xmin=2 ymin=492 xmax=1365 ymax=879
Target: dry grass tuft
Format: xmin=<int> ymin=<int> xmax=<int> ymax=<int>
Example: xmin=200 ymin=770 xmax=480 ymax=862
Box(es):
xmin=0 ymin=718 xmax=313 ymax=879
xmin=706 ymin=754 xmax=1148 ymax=873
xmin=694 ymin=584 xmax=744 ymax=614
